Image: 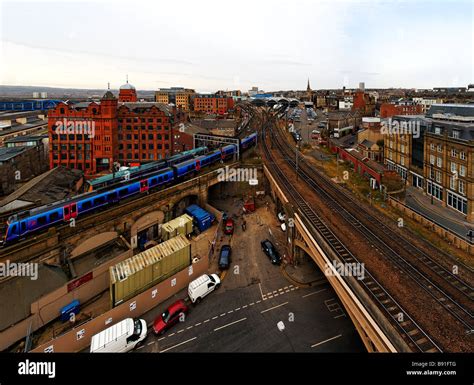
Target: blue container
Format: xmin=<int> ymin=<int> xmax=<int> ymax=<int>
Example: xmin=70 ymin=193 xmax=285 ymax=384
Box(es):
xmin=185 ymin=204 xmax=215 ymax=232
xmin=60 ymin=299 xmax=80 ymax=322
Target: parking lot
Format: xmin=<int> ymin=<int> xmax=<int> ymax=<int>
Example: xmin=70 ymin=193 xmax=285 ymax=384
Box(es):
xmin=133 ymin=198 xmax=365 ymax=353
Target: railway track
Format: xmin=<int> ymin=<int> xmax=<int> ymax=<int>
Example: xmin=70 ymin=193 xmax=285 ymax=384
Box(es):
xmin=260 ymin=123 xmax=443 ymax=353
xmin=269 ymin=122 xmax=473 ymax=335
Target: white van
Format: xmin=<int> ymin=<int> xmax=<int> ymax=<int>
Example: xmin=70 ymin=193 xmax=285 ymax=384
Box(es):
xmin=188 ymin=274 xmax=221 ymax=304
xmin=90 ymin=318 xmax=147 ymax=353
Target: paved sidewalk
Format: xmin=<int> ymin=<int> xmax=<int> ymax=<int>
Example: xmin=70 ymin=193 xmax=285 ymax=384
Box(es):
xmin=283 ymin=253 xmax=326 ymax=287
xmin=404 ymin=186 xmax=473 ymax=241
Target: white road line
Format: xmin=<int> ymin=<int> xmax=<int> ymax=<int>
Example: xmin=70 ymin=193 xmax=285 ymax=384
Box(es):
xmin=234 ymin=307 xmax=241 ymax=311
xmin=158 ymin=337 xmax=166 ymax=341
xmin=168 ymin=333 xmax=175 ymax=337
xmin=256 ymin=300 xmax=262 ymax=304
xmin=283 ymin=286 xmax=289 ymax=290
xmin=203 ymin=319 xmax=210 ymax=323
xmin=302 ymin=289 xmax=327 ymax=298
xmin=177 ymin=330 xmax=184 ymax=334
xmin=147 ymin=341 xmax=154 ymax=346
xmin=273 ymin=293 xmax=279 ymax=297
xmin=213 ymin=317 xmax=247 ymax=332
xmin=227 ymin=310 xmax=234 ymax=314
xmin=160 ymin=337 xmax=197 ymax=353
xmin=220 ymin=313 xmax=226 ymax=317
xmin=260 ymin=301 xmax=288 ymax=314
xmin=212 ymin=316 xmax=218 ymax=320
xmin=249 ymin=302 xmax=255 ymax=306
xmin=242 ymin=305 xmax=248 ymax=309
xmin=195 ymin=322 xmax=202 ymax=326
xmin=285 ymin=290 xmax=290 ymax=293
xmin=311 ymin=334 xmax=342 ymax=348
xmin=186 ymin=326 xmax=193 ymax=330
xmin=334 ymin=314 xmax=346 ymax=319
xmin=259 ymin=282 xmax=264 ymax=300
xmin=137 ymin=345 xmax=145 ymax=350
xmin=267 ymin=295 xmax=273 ymax=299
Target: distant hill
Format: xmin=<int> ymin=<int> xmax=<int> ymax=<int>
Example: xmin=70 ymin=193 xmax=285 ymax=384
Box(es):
xmin=0 ymin=85 xmax=156 ymax=100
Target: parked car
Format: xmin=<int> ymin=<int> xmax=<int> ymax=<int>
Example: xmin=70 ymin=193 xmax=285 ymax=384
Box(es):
xmin=218 ymin=245 xmax=232 ymax=270
xmin=260 ymin=239 xmax=281 ymax=265
xmin=224 ymin=218 xmax=234 ymax=235
xmin=90 ymin=318 xmax=147 ymax=353
xmin=188 ymin=274 xmax=221 ymax=304
xmin=153 ymin=299 xmax=189 ymax=335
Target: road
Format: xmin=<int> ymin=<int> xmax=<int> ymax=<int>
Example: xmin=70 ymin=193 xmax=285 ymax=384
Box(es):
xmin=134 ymin=201 xmax=365 ymax=353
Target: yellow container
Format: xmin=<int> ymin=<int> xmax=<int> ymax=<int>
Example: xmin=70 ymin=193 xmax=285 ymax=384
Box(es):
xmin=110 ymin=234 xmax=191 ymax=306
xmin=161 ymin=214 xmax=193 ymax=241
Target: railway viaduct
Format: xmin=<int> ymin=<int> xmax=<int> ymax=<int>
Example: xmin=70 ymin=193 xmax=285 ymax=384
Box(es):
xmin=1 ymin=163 xmax=239 ymax=270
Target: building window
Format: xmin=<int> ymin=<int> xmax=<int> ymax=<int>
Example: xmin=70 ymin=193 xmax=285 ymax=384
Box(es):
xmin=459 ymin=180 xmax=465 ymax=195
xmin=450 ymin=176 xmax=456 ymax=190
xmin=451 ymin=148 xmax=458 ymax=158
xmin=460 ymin=165 xmax=466 ymax=177
xmin=400 ymin=156 xmax=405 ymax=166
xmin=430 ymin=143 xmax=435 ymax=151
xmin=447 ymin=191 xmax=467 ymax=214
xmin=460 ymin=151 xmax=466 ymax=160
xmin=437 ymin=144 xmax=442 ymax=153
xmin=434 ymin=126 xmax=442 ymax=135
xmin=451 ymin=162 xmax=457 ymax=173
xmin=429 ymin=155 xmax=435 ymax=165
xmin=452 ymin=130 xmax=460 ymax=139
xmin=436 ymin=157 xmax=442 ymax=168
xmin=427 ymin=181 xmax=443 ymax=201
xmin=435 ymin=171 xmax=441 ymax=183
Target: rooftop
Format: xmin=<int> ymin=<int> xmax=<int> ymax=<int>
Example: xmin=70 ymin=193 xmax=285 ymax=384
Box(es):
xmin=0 ymin=147 xmax=27 ymax=162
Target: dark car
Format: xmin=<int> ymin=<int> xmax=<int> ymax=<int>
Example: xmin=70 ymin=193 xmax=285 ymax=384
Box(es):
xmin=218 ymin=245 xmax=232 ymax=270
xmin=224 ymin=218 xmax=234 ymax=235
xmin=153 ymin=299 xmax=189 ymax=335
xmin=260 ymin=239 xmax=281 ymax=265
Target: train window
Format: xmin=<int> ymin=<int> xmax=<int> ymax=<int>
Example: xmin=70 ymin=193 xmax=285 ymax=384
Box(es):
xmin=11 ymin=224 xmax=18 ymax=234
xmin=20 ymin=222 xmax=26 ymax=232
xmin=95 ymin=196 xmax=106 ymax=205
xmin=50 ymin=212 xmax=59 ymax=221
xmin=64 ymin=207 xmax=69 ymax=215
xmin=107 ymin=192 xmax=116 ymax=200
xmin=37 ymin=216 xmax=47 ymax=226
xmin=82 ymin=200 xmax=92 ymax=210
xmin=119 ymin=188 xmax=128 ymax=197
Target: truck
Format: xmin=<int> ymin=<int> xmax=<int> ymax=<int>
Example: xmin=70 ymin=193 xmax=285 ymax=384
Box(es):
xmin=90 ymin=318 xmax=147 ymax=353
xmin=185 ymin=204 xmax=215 ymax=232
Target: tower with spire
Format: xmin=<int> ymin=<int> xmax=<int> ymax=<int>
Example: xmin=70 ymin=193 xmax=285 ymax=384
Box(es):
xmin=306 ymin=78 xmax=313 ymax=102
xmin=118 ymin=75 xmax=137 ymax=102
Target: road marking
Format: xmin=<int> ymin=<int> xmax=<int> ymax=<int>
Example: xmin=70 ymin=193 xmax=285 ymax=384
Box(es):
xmin=158 ymin=337 xmax=166 ymax=341
xmin=186 ymin=326 xmax=193 ymax=330
xmin=273 ymin=293 xmax=279 ymax=297
xmin=195 ymin=322 xmax=202 ymax=326
xmin=227 ymin=310 xmax=234 ymax=314
xmin=168 ymin=333 xmax=175 ymax=337
xmin=285 ymin=290 xmax=290 ymax=293
xmin=177 ymin=330 xmax=184 ymax=334
xmin=260 ymin=301 xmax=288 ymax=314
xmin=234 ymin=307 xmax=241 ymax=311
xmin=203 ymin=319 xmax=210 ymax=323
xmin=214 ymin=317 xmax=247 ymax=332
xmin=311 ymin=334 xmax=342 ymax=348
xmin=242 ymin=305 xmax=248 ymax=309
xmin=212 ymin=316 xmax=218 ymax=320
xmin=334 ymin=314 xmax=346 ymax=319
xmin=160 ymin=337 xmax=197 ymax=353
xmin=259 ymin=282 xmax=264 ymax=300
xmin=267 ymin=295 xmax=273 ymax=299
xmin=220 ymin=313 xmax=226 ymax=317
xmin=137 ymin=345 xmax=145 ymax=350
xmin=147 ymin=341 xmax=154 ymax=346
xmin=283 ymin=286 xmax=289 ymax=290
xmin=249 ymin=302 xmax=255 ymax=306
xmin=256 ymin=300 xmax=262 ymax=304
xmin=302 ymin=289 xmax=327 ymax=298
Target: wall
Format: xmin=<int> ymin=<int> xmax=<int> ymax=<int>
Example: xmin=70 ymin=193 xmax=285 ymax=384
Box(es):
xmin=31 ymin=255 xmax=208 ymax=352
xmin=0 ymin=248 xmax=132 ymax=351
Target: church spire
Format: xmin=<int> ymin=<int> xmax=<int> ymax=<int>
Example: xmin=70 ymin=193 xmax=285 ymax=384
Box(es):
xmin=307 ymin=78 xmax=311 ymax=91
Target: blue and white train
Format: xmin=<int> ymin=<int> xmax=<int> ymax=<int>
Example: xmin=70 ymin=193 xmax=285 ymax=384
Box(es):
xmin=3 ymin=133 xmax=258 ymax=245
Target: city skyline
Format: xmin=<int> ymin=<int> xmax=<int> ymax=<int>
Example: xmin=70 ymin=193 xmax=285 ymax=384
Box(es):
xmin=0 ymin=0 xmax=472 ymax=92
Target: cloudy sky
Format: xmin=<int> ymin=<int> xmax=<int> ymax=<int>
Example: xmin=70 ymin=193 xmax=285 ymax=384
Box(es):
xmin=0 ymin=0 xmax=472 ymax=92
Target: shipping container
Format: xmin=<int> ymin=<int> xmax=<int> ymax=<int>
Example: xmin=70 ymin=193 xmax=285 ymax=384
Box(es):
xmin=110 ymin=234 xmax=191 ymax=307
xmin=185 ymin=204 xmax=215 ymax=232
xmin=161 ymin=214 xmax=193 ymax=241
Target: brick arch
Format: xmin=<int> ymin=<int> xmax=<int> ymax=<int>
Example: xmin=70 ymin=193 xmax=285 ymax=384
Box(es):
xmin=130 ymin=210 xmax=166 ymax=238
xmin=71 ymin=231 xmax=119 ymax=259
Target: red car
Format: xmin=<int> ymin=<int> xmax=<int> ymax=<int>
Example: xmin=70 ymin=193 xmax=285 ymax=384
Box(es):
xmin=153 ymin=299 xmax=189 ymax=335
xmin=224 ymin=218 xmax=234 ymax=235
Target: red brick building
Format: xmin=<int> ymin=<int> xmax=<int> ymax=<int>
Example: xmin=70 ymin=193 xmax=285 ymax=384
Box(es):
xmin=380 ymin=102 xmax=423 ymax=118
xmin=117 ymin=102 xmax=172 ymax=163
xmin=48 ymin=91 xmax=118 ymax=175
xmin=193 ymin=95 xmax=234 ymax=115
xmin=48 ymin=82 xmax=173 ymax=176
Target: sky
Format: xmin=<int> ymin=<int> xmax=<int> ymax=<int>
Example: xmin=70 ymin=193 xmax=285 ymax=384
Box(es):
xmin=0 ymin=0 xmax=472 ymax=92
